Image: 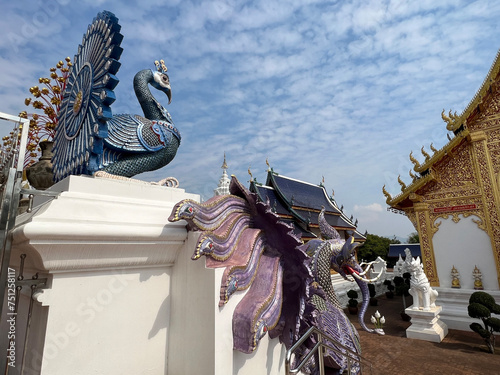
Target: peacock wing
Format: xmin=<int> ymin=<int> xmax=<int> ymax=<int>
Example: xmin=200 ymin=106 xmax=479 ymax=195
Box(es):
xmin=104 ymin=114 xmax=148 ymax=152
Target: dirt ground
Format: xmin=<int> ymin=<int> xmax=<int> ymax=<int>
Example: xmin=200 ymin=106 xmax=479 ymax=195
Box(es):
xmin=346 ymin=295 xmax=500 ymax=375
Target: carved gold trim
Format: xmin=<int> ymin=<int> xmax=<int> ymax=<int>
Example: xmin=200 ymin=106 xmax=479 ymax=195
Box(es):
xmin=471 ymin=137 xmax=500 ymax=287
xmin=415 ymin=206 xmax=440 ymax=286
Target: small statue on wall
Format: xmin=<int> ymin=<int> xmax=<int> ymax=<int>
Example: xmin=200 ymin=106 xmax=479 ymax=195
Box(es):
xmin=403 ymin=248 xmax=438 ymax=311
xmin=472 ymin=265 xmax=484 ymax=290
xmin=451 ymin=266 xmax=461 ymax=288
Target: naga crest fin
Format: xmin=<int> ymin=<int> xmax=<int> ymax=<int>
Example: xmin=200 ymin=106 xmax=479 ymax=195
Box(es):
xmin=319 ymin=206 xmax=341 ymax=241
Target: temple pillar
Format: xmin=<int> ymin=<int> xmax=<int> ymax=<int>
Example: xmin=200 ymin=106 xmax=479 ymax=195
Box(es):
xmin=413 ymin=202 xmax=440 ymax=286
xmin=469 ymin=130 xmax=500 ymax=287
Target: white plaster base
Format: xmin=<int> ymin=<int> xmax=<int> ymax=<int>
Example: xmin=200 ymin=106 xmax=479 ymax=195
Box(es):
xmin=8 ymin=175 xmax=286 ymax=375
xmin=168 ymin=232 xmax=286 ymax=375
xmin=436 ymin=287 xmax=500 ymax=331
xmin=405 ymin=305 xmax=448 ymax=343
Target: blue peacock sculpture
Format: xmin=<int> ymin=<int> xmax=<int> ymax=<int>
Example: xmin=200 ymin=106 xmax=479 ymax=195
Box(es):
xmin=52 ymin=11 xmax=180 ymax=182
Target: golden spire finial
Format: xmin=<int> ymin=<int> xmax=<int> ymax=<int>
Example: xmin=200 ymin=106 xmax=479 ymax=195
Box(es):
xmin=430 ymin=143 xmax=438 ymax=153
xmin=265 ymin=157 xmax=270 ymax=171
xmin=221 ymin=152 xmax=228 ymax=170
xmin=382 ymin=185 xmax=392 ymax=204
xmin=421 ymin=146 xmax=430 ymax=162
xmin=331 ymin=189 xmax=335 ymax=197
xmin=397 ymin=175 xmax=407 ymax=192
xmin=321 ymin=175 xmax=325 ymax=185
xmin=248 ymin=166 xmax=253 ymax=179
xmin=409 ymin=151 xmax=420 ymax=169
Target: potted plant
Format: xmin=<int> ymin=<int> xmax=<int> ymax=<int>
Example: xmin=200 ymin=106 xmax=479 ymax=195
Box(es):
xmin=368 ymin=283 xmax=378 ymax=306
xmin=383 ymin=279 xmax=394 ymax=299
xmin=347 ymin=289 xmax=359 ymax=315
xmin=17 ymin=58 xmax=71 ymax=189
xmin=468 ymin=291 xmax=500 ymax=353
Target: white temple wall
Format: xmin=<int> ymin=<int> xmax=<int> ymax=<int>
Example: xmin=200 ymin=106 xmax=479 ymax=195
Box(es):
xmin=168 ymin=232 xmax=286 ymax=375
xmin=432 ymin=214 xmax=498 ymax=290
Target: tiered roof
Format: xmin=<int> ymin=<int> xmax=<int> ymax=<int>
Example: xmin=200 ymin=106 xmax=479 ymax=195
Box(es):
xmin=250 ymin=169 xmax=365 ymax=242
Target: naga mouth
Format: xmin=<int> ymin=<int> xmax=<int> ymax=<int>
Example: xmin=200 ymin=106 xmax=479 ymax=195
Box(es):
xmin=343 ymin=264 xmax=358 ymax=275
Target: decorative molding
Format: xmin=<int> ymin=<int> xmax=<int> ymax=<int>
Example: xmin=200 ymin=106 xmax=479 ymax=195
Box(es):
xmin=11 ymin=176 xmax=200 ymax=272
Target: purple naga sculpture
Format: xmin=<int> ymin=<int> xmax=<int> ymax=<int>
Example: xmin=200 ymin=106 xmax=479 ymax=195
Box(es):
xmin=168 ymin=176 xmax=382 ymax=374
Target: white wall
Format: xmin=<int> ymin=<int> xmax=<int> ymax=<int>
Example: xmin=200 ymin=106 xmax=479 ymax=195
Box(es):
xmin=432 ymin=214 xmax=498 ymax=290
xmin=168 ymin=232 xmax=286 ymax=375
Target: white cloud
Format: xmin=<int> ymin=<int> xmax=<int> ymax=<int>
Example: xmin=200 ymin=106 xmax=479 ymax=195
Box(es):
xmin=354 ymin=203 xmax=383 ymax=213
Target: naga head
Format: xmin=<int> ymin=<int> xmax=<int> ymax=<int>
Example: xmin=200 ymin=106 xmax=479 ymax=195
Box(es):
xmin=168 ymin=200 xmax=196 ymax=222
xmin=151 ymin=59 xmax=172 ymax=104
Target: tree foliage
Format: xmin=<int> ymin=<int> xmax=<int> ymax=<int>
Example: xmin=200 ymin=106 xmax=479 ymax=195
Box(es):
xmin=357 ymin=233 xmax=400 ymax=262
xmin=407 ymin=232 xmax=419 ymax=244
xmin=468 ymin=291 xmax=500 ymax=353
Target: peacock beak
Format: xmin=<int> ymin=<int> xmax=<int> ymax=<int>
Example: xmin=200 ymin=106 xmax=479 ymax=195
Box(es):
xmin=166 ymin=88 xmax=172 ymax=104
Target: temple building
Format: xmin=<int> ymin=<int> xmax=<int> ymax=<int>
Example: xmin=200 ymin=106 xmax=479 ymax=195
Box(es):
xmin=249 ymin=166 xmax=366 ymax=244
xmin=384 ymin=50 xmax=500 ymax=329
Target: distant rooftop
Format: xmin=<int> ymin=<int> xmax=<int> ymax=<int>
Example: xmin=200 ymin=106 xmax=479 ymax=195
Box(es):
xmin=250 ymin=169 xmax=365 ymax=242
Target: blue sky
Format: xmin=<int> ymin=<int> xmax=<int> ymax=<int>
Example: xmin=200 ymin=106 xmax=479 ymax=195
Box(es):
xmin=1 ymin=0 xmax=500 ymax=239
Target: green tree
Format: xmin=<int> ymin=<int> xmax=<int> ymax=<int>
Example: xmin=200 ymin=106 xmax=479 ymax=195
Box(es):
xmin=407 ymin=232 xmax=419 ymax=244
xmin=357 ymin=234 xmax=400 ymax=262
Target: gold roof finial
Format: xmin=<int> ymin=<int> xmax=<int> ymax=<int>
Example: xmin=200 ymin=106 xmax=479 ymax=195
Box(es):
xmin=442 ymin=109 xmax=461 ymax=131
xmin=397 ymin=175 xmax=407 ymax=192
xmin=321 ymin=175 xmax=325 ymax=185
xmin=265 ymin=157 xmax=270 ymax=171
xmin=409 ymin=151 xmax=420 ymax=169
xmin=421 ymin=146 xmax=430 ymax=162
xmin=331 ymin=189 xmax=335 ymax=197
xmin=248 ymin=166 xmax=253 ymax=179
xmin=430 ymin=143 xmax=438 ymax=153
xmin=382 ymin=185 xmax=392 ymax=204
xmin=221 ymin=152 xmax=228 ymax=170
xmin=409 ymin=169 xmax=416 ymax=181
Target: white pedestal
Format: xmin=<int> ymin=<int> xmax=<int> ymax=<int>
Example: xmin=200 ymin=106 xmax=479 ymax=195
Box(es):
xmin=7 ymin=175 xmax=286 ymax=375
xmin=405 ymin=305 xmax=448 ymax=343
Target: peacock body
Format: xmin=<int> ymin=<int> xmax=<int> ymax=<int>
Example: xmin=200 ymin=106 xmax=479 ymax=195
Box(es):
xmin=100 ymin=67 xmax=181 ymax=177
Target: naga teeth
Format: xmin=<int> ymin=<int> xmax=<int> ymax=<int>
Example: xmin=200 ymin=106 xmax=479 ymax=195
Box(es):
xmin=351 ymin=268 xmax=384 ymax=283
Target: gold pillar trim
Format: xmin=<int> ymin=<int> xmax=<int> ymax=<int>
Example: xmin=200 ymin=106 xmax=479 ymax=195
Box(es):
xmin=470 ymin=136 xmax=500 ymax=287
xmin=415 ymin=207 xmax=440 ymax=286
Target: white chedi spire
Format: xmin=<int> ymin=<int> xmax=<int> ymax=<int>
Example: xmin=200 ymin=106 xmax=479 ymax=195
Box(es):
xmin=214 ymin=153 xmax=230 ymax=196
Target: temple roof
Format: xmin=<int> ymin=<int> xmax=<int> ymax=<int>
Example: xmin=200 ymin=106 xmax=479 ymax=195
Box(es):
xmin=384 ymin=49 xmax=500 ymax=209
xmin=266 ymin=172 xmax=342 ymax=214
xmin=388 ymin=243 xmax=421 ymax=258
xmin=250 ymin=170 xmax=365 ymax=242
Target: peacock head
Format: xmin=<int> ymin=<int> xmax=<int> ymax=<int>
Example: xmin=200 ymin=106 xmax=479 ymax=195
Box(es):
xmin=151 ymin=59 xmax=172 ymax=104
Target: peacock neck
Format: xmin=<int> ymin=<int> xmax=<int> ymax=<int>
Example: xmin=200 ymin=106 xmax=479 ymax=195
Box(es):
xmin=133 ymin=69 xmax=168 ymax=121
